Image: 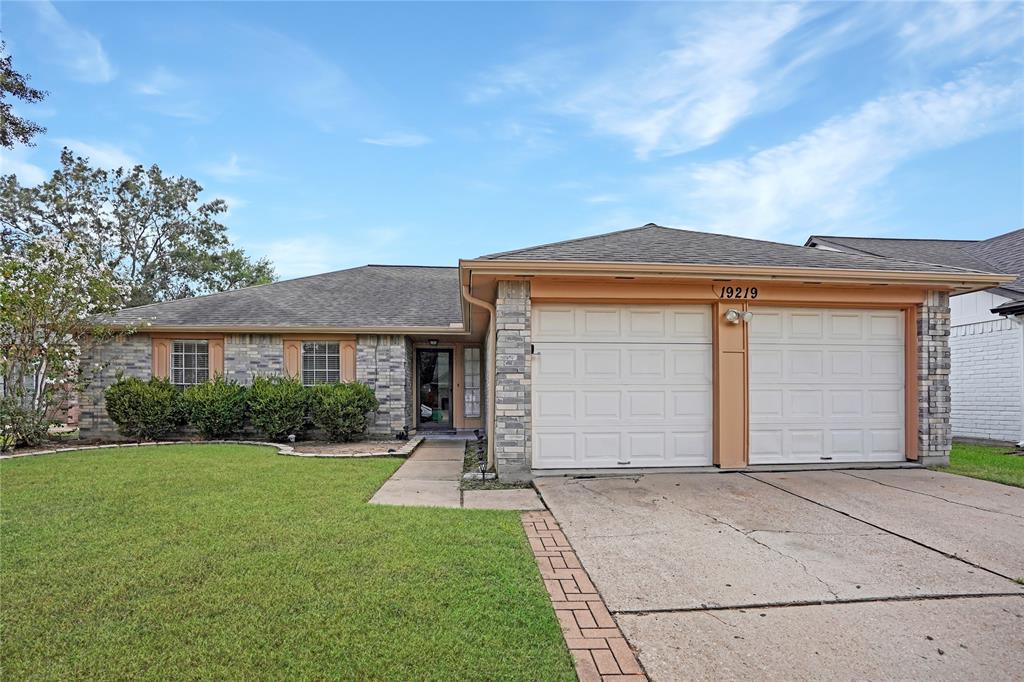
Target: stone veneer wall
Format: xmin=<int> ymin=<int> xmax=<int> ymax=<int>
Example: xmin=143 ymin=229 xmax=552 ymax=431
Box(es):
xmin=918 ymin=291 xmax=953 ymax=465
xmin=493 ymin=280 xmax=532 ymax=481
xmin=356 ymin=334 xmax=412 ymax=438
xmin=78 ymin=333 xmax=153 ymax=439
xmin=224 ymin=334 xmax=284 ymax=384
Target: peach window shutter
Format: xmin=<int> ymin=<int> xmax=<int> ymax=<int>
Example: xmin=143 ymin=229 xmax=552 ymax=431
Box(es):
xmin=283 ymin=338 xmax=302 ymax=378
xmin=152 ymin=338 xmax=171 ymax=379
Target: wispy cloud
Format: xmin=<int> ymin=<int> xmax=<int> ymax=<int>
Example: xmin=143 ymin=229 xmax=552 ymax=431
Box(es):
xmin=0 ymin=148 xmax=47 ymax=185
xmin=134 ymin=67 xmax=185 ymax=96
xmin=252 ymin=227 xmax=407 ymax=279
xmin=56 ymin=139 xmax=136 ymax=169
xmin=361 ymin=132 xmax=431 ymax=147
xmin=898 ymin=1 xmax=1023 ymax=58
xmin=203 ymin=153 xmax=250 ymax=181
xmin=30 ymin=1 xmax=115 ymax=83
xmin=584 ymin=194 xmax=621 ymax=205
xmin=671 ymin=65 xmax=1023 ymax=238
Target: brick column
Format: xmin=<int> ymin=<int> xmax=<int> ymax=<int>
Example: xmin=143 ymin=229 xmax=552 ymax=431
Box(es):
xmin=356 ymin=335 xmax=410 ymax=438
xmin=918 ymin=291 xmax=952 ymax=465
xmin=494 ymin=280 xmax=532 ymax=482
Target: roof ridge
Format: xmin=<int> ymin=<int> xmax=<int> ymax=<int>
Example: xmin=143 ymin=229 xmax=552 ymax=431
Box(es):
xmin=810 ymin=235 xmax=980 ymax=243
xmin=480 ymin=223 xmax=660 ymax=259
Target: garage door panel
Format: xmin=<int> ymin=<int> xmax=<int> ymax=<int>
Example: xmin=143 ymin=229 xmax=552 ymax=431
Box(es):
xmin=533 ymin=303 xmax=713 ymax=469
xmin=750 ymin=307 xmax=904 ymax=465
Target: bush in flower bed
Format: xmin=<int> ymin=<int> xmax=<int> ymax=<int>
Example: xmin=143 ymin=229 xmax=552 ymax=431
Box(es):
xmin=181 ymin=376 xmax=248 ymax=439
xmin=308 ymin=382 xmax=379 ymax=442
xmin=105 ymin=376 xmax=186 ymax=441
xmin=247 ymin=375 xmax=309 ymax=441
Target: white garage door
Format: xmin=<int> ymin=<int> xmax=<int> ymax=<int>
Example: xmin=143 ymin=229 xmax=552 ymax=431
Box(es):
xmin=749 ymin=307 xmax=905 ymax=464
xmin=532 ymin=304 xmax=713 ymax=469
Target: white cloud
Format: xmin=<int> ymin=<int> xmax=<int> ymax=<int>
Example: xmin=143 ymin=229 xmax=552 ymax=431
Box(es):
xmin=584 ymin=194 xmax=621 ymax=204
xmin=203 ymin=153 xmax=250 ymax=181
xmin=135 ymin=67 xmax=185 ymax=96
xmin=562 ymin=4 xmax=814 ymax=158
xmin=361 ymin=132 xmax=431 ymax=147
xmin=55 ymin=139 xmax=136 ymax=169
xmin=674 ymin=66 xmax=1023 ymax=238
xmin=216 ymin=194 xmax=248 ymax=217
xmin=30 ymin=1 xmax=115 ymax=83
xmin=0 ymin=148 xmax=47 ymax=185
xmin=898 ymin=1 xmax=1023 ymax=58
xmin=253 ymin=227 xmax=406 ymax=279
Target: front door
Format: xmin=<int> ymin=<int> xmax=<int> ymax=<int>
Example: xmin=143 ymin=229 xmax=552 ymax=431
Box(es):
xmin=417 ymin=349 xmax=453 ymax=429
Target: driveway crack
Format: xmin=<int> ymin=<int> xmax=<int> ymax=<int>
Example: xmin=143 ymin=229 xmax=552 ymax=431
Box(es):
xmin=838 ymin=471 xmax=1024 ymax=520
xmin=668 ymin=499 xmax=841 ymax=601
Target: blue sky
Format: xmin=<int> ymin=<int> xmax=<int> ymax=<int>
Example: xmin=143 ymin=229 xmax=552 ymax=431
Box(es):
xmin=2 ymin=1 xmax=1022 ymax=279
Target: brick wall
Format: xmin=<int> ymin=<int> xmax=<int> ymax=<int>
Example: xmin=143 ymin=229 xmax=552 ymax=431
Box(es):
xmin=493 ymin=280 xmax=532 ymax=482
xmin=918 ymin=291 xmax=953 ymax=465
xmin=356 ymin=334 xmax=412 ymax=438
xmin=224 ymin=334 xmax=284 ymax=384
xmin=950 ymin=317 xmax=1023 ymax=442
xmin=78 ymin=333 xmax=152 ymax=439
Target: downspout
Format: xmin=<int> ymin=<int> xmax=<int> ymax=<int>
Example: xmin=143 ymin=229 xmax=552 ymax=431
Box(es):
xmin=462 ymin=284 xmax=497 ymax=470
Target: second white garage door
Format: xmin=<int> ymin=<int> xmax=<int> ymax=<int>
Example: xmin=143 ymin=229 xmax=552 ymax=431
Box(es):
xmin=749 ymin=307 xmax=905 ymax=464
xmin=532 ymin=304 xmax=713 ymax=469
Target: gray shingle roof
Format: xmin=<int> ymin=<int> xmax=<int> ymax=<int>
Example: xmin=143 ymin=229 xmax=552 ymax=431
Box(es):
xmin=807 ymin=229 xmax=1024 ymax=301
xmin=481 ymin=224 xmax=996 ymax=274
xmin=98 ymin=265 xmax=463 ymax=329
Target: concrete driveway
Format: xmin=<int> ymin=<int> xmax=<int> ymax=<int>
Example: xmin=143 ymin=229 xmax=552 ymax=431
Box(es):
xmin=535 ymin=469 xmax=1024 ymax=681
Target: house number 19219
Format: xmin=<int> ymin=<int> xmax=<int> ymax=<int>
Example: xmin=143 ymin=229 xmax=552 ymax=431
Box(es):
xmin=718 ymin=286 xmax=758 ymax=299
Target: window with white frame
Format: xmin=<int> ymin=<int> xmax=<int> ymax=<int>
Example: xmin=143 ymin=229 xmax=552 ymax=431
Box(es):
xmin=464 ymin=347 xmax=481 ymax=418
xmin=302 ymin=341 xmax=340 ymax=385
xmin=171 ymin=340 xmax=209 ymax=386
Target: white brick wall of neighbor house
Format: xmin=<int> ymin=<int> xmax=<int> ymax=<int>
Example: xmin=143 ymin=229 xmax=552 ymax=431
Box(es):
xmin=950 ymin=291 xmax=1024 ymax=443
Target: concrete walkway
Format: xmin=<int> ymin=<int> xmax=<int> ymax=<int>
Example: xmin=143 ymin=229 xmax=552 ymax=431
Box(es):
xmin=369 ymin=440 xmax=544 ymax=510
xmin=537 ymin=470 xmax=1024 ymax=681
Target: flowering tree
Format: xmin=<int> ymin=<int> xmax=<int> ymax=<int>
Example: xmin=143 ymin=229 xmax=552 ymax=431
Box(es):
xmin=0 ymin=236 xmax=126 ymax=449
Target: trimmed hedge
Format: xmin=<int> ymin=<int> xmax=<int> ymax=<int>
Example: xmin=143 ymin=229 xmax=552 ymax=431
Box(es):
xmin=247 ymin=375 xmax=309 ymax=441
xmin=105 ymin=376 xmax=185 ymax=441
xmin=308 ymin=382 xmax=379 ymax=442
xmin=181 ymin=376 xmax=248 ymax=439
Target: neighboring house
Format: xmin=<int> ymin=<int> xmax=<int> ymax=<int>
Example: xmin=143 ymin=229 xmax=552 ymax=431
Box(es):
xmin=806 ymin=230 xmax=1024 ymax=445
xmin=84 ymin=224 xmax=1012 ymax=479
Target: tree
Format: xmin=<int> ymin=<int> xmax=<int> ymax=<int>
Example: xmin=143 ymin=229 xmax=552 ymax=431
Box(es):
xmin=0 ymin=148 xmax=275 ymax=308
xmin=0 ymin=235 xmax=126 ymax=449
xmin=0 ymin=41 xmax=48 ymax=149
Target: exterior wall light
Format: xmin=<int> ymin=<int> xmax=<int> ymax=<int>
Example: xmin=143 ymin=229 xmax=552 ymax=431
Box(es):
xmin=724 ymin=309 xmax=754 ymax=324
xmin=428 ymin=339 xmax=439 ymax=346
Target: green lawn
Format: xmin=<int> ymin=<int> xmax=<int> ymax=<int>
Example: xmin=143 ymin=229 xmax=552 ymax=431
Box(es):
xmin=1 ymin=445 xmax=574 ymax=681
xmin=937 ymin=442 xmax=1024 ymax=489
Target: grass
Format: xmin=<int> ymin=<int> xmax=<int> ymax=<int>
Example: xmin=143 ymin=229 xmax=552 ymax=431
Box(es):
xmin=936 ymin=442 xmax=1024 ymax=489
xmin=1 ymin=445 xmax=574 ymax=681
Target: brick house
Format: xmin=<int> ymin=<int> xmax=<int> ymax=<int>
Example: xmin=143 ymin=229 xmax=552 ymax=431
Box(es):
xmin=807 ymin=229 xmax=1024 ymax=445
xmin=83 ymin=224 xmax=1013 ymax=478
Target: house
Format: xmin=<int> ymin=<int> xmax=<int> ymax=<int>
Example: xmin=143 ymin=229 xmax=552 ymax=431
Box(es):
xmin=806 ymin=230 xmax=1024 ymax=445
xmin=82 ymin=224 xmax=1013 ymax=479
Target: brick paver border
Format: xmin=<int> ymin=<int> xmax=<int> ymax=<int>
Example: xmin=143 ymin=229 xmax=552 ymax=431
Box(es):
xmin=522 ymin=511 xmax=648 ymax=682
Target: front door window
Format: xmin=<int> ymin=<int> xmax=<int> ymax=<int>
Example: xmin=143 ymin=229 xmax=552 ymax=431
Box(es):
xmin=417 ymin=349 xmax=452 ymax=427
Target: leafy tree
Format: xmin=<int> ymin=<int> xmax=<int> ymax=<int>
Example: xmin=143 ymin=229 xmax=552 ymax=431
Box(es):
xmin=0 ymin=148 xmax=275 ymax=308
xmin=0 ymin=41 xmax=48 ymax=149
xmin=0 ymin=235 xmax=126 ymax=449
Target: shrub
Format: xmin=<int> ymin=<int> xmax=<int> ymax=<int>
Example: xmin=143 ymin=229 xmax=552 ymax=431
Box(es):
xmin=0 ymin=398 xmax=50 ymax=450
xmin=105 ymin=376 xmax=185 ymax=441
xmin=181 ymin=376 xmax=248 ymax=439
xmin=247 ymin=375 xmax=309 ymax=441
xmin=308 ymin=382 xmax=379 ymax=442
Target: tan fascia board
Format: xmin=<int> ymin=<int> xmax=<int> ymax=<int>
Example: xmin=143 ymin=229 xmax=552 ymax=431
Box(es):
xmin=100 ymin=324 xmax=470 ymax=335
xmin=460 ymin=258 xmax=1013 ymax=292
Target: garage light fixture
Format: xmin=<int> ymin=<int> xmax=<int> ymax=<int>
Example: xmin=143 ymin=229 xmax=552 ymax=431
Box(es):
xmin=724 ymin=309 xmax=754 ymax=324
